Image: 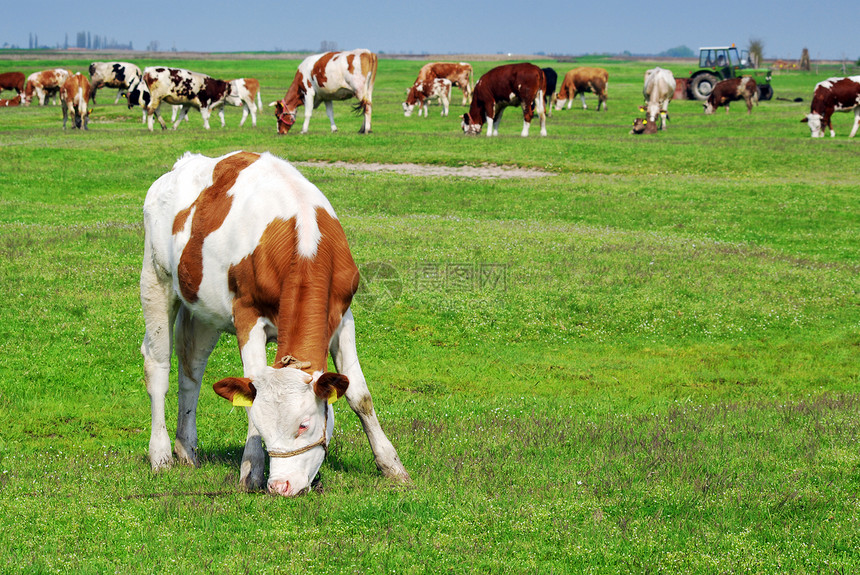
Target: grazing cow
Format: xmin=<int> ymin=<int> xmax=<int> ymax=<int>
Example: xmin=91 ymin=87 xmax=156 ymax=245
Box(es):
xmin=704 ymin=77 xmax=758 ymax=115
xmin=141 ymin=151 xmax=410 ymax=496
xmin=22 ymin=69 xmax=71 ymax=106
xmin=0 ymin=72 xmax=25 ymax=97
xmin=273 ymin=49 xmax=377 ymax=134
xmin=402 ymin=77 xmax=452 ymax=117
xmin=60 ymin=73 xmax=91 ymax=130
xmin=639 ymin=67 xmax=676 ymax=131
xmin=0 ymin=96 xmax=21 ymax=107
xmin=127 ymin=67 xmax=231 ymax=131
xmin=414 ymin=62 xmax=473 ymax=105
xmin=462 ymin=63 xmax=547 ymax=137
xmin=88 ymin=61 xmax=142 ymax=104
xmin=801 ymin=76 xmax=860 ymax=138
xmin=555 ymin=67 xmax=609 ymax=111
xmin=630 ymin=117 xmax=658 ymax=135
xmin=542 ymin=67 xmax=558 ymax=117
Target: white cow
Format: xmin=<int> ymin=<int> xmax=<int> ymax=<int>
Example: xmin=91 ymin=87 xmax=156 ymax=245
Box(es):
xmin=641 ymin=67 xmax=676 ymax=130
xmin=273 ymin=49 xmax=377 ymax=134
xmin=141 ymin=150 xmax=410 ymax=496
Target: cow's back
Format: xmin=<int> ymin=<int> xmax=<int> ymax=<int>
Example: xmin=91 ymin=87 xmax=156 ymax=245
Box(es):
xmin=144 ymin=151 xmax=345 ymax=327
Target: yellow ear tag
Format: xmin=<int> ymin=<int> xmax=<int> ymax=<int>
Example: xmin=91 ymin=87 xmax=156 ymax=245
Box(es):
xmin=232 ymin=392 xmax=253 ymax=407
xmin=328 ymin=389 xmax=339 ymax=405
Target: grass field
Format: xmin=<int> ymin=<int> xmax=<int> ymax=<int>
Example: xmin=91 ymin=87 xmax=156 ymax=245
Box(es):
xmin=0 ymin=53 xmax=858 ymax=573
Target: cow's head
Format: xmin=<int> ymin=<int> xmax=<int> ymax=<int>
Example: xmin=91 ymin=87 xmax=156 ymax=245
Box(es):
xmin=461 ymin=112 xmax=482 ymax=135
xmin=801 ymin=113 xmax=824 ymax=137
xmin=274 ymin=100 xmax=297 ymax=134
xmin=214 ymin=366 xmax=348 ymax=496
xmin=630 ymin=117 xmax=657 ymax=135
xmin=703 ymin=98 xmax=717 ymax=115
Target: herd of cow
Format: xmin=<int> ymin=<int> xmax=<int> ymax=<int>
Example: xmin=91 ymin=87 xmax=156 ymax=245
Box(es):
xmin=1 ymin=50 xmax=859 ymax=137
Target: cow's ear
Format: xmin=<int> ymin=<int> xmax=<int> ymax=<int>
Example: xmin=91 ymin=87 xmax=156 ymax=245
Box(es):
xmin=312 ymin=372 xmax=349 ymax=403
xmin=214 ymin=377 xmax=257 ymax=406
xmin=800 ymin=117 xmax=808 ymax=123
xmin=462 ymin=113 xmax=469 ymax=123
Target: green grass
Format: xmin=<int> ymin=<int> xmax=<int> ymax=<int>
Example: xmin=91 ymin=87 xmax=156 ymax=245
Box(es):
xmin=0 ymin=54 xmax=858 ymax=573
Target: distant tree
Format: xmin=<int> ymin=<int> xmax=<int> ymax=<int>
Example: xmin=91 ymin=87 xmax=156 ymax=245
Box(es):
xmin=659 ymin=45 xmax=694 ymax=58
xmin=748 ymin=38 xmax=764 ymax=68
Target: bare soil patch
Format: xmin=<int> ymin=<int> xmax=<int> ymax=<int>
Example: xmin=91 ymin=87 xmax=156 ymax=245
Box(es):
xmin=293 ymin=161 xmax=551 ymax=179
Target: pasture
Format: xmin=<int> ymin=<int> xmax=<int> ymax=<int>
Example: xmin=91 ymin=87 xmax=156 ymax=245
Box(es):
xmin=0 ymin=53 xmax=858 ymax=573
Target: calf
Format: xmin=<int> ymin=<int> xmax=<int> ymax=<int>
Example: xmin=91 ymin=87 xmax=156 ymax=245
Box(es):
xmin=414 ymin=62 xmax=473 ymax=105
xmin=639 ymin=67 xmax=676 ymax=131
xmin=801 ymin=76 xmax=860 ymax=138
xmin=22 ymin=69 xmax=71 ymax=106
xmin=704 ymin=77 xmax=758 ymax=114
xmin=462 ymin=63 xmax=547 ymax=137
xmin=0 ymin=95 xmax=21 ymax=107
xmin=141 ymin=151 xmax=410 ymax=496
xmin=127 ymin=67 xmax=231 ymax=131
xmin=88 ymin=61 xmax=142 ymax=104
xmin=555 ymin=67 xmax=608 ymax=111
xmin=274 ymin=49 xmax=377 ymax=134
xmin=60 ymin=73 xmax=91 ymax=130
xmin=0 ymin=72 xmax=25 ymax=97
xmin=402 ymin=77 xmax=452 ymax=117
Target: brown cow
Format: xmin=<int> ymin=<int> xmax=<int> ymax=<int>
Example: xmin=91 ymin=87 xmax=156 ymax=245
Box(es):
xmin=23 ymin=69 xmax=71 ymax=106
xmin=462 ymin=63 xmax=547 ymax=137
xmin=0 ymin=72 xmax=25 ymax=97
xmin=60 ymin=73 xmax=92 ymax=130
xmin=801 ymin=76 xmax=860 ymax=137
xmin=703 ymin=77 xmax=758 ymax=114
xmin=555 ymin=67 xmax=608 ymax=111
xmin=414 ymin=62 xmax=473 ymax=105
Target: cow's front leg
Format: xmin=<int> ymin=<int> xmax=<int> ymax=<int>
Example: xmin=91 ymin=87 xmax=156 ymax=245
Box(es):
xmin=849 ymin=109 xmax=860 ymax=138
xmin=150 ymin=102 xmax=167 ymax=131
xmin=580 ymin=92 xmax=588 ymax=110
xmin=173 ymin=306 xmax=221 ymax=467
xmin=141 ymin=256 xmax=179 ymax=470
xmin=330 ymin=309 xmax=411 ymax=483
xmin=61 ymin=103 xmax=69 ymax=129
xmin=324 ymin=100 xmax=337 ymax=133
xmin=441 ymin=95 xmax=449 ymax=117
xmin=235 ymin=313 xmax=270 ymax=491
xmin=217 ymin=105 xmax=226 ymax=128
xmin=301 ymin=94 xmax=315 ymax=134
xmin=199 ymin=107 xmax=212 ymax=130
xmin=485 ymin=116 xmax=495 ymax=137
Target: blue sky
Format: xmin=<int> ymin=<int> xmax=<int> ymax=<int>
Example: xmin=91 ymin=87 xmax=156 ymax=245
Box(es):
xmin=2 ymin=0 xmax=856 ymax=60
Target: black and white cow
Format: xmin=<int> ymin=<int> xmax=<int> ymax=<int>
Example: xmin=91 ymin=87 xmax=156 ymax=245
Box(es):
xmin=88 ymin=61 xmax=142 ymax=104
xmin=127 ymin=67 xmax=231 ymax=131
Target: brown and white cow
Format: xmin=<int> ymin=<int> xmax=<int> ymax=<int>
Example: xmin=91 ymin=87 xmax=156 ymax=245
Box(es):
xmin=22 ymin=69 xmax=71 ymax=106
xmin=88 ymin=61 xmax=142 ymax=104
xmin=0 ymin=72 xmax=25 ymax=97
xmin=142 ymin=150 xmax=410 ymax=496
xmin=414 ymin=62 xmax=473 ymax=105
xmin=703 ymin=77 xmax=758 ymax=114
xmin=637 ymin=67 xmax=676 ymax=131
xmin=555 ymin=67 xmax=608 ymax=111
xmin=127 ymin=67 xmax=231 ymax=131
xmin=462 ymin=63 xmax=547 ymax=137
xmin=801 ymin=75 xmax=860 ymax=138
xmin=402 ymin=77 xmax=452 ymax=117
xmin=273 ymin=49 xmax=377 ymax=134
xmin=0 ymin=96 xmax=21 ymax=107
xmin=224 ymin=78 xmax=263 ymax=127
xmin=60 ymin=73 xmax=91 ymax=130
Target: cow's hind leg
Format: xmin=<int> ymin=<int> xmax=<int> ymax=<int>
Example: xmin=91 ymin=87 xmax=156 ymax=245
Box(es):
xmin=849 ymin=108 xmax=860 ymax=138
xmin=173 ymin=306 xmax=221 ymax=467
xmin=330 ymin=309 xmax=411 ymax=483
xmin=324 ymin=101 xmax=338 ymax=133
xmin=141 ymin=251 xmax=180 ymax=470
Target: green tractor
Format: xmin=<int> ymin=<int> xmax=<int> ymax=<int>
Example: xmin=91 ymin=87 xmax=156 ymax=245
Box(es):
xmin=686 ymin=45 xmax=773 ymax=101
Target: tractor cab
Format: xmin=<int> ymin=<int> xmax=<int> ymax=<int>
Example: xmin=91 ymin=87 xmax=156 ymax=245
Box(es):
xmin=686 ymin=44 xmax=773 ymax=101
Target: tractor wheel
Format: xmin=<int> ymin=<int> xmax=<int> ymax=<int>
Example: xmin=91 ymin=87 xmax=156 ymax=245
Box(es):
xmin=757 ymin=84 xmax=773 ymax=101
xmin=690 ymin=73 xmax=719 ymax=101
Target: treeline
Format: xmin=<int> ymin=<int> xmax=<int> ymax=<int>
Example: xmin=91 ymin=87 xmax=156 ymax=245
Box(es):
xmin=25 ymin=31 xmax=133 ymax=51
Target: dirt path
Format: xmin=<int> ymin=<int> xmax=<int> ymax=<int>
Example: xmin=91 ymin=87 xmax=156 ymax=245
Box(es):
xmin=293 ymin=161 xmax=551 ymax=179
